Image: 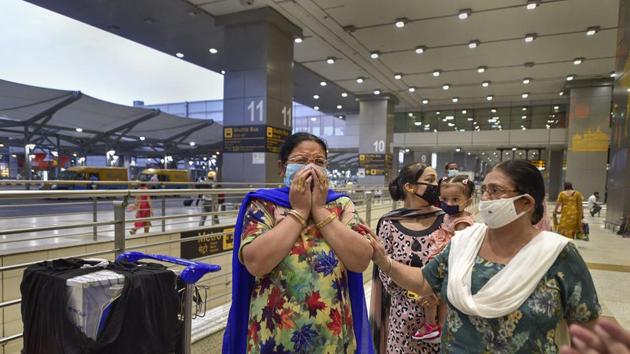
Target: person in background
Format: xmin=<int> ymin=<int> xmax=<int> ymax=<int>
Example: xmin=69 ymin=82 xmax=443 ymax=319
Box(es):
xmin=223 ymin=132 xmax=373 ymax=354
xmin=555 ymin=182 xmax=584 ymax=239
xmin=369 ymin=160 xmax=600 ymax=353
xmin=444 ymin=162 xmax=459 ymax=178
xmin=199 ymin=176 xmax=219 ymax=226
xmin=371 ymin=162 xmax=444 ymax=353
xmin=412 ymin=175 xmax=476 ymax=343
xmin=128 ymin=183 xmax=152 ymax=235
xmin=588 ymin=192 xmax=602 ymax=217
xmin=534 ymin=201 xmax=553 ymax=232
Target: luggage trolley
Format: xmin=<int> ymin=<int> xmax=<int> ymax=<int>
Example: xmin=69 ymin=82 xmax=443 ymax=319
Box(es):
xmin=116 ymin=251 xmax=221 ymax=354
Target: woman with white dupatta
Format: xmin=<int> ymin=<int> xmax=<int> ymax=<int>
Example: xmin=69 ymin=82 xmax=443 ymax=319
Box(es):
xmin=368 ymin=160 xmax=601 ymax=353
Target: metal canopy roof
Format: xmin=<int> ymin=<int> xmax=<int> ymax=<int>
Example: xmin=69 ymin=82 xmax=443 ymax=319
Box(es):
xmin=0 ymin=79 xmax=222 ymax=157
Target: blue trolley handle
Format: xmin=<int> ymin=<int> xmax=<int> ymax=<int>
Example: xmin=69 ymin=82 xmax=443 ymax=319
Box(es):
xmin=116 ymin=251 xmax=221 ymax=284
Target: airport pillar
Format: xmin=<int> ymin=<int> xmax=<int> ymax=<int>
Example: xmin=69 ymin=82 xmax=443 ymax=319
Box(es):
xmin=607 ymin=0 xmax=630 ymax=226
xmin=547 ymin=149 xmax=564 ymax=201
xmin=217 ymin=8 xmax=301 ymax=184
xmin=565 ymin=82 xmax=612 ymax=200
xmin=357 ymin=95 xmax=397 ymax=185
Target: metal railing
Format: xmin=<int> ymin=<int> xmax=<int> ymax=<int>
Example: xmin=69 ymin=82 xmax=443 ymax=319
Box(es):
xmin=0 ymin=184 xmax=392 ymax=346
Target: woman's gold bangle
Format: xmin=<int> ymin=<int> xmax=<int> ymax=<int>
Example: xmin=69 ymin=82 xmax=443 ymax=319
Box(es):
xmin=287 ymin=210 xmax=307 ymax=227
xmin=316 ymin=212 xmax=337 ymax=230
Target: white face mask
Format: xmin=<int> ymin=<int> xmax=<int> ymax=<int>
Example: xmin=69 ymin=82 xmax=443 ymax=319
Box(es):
xmin=478 ymin=195 xmax=528 ymax=229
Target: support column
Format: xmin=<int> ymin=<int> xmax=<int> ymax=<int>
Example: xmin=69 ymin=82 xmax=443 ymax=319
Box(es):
xmin=357 ymin=96 xmax=397 ymax=185
xmin=547 ymin=149 xmax=564 ymax=201
xmin=565 ymin=83 xmax=612 ymax=198
xmin=607 ymin=0 xmax=630 ymax=226
xmin=217 ymin=9 xmax=300 ymax=184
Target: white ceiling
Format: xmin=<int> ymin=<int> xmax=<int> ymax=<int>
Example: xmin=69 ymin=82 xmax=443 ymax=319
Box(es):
xmin=216 ymin=0 xmax=620 ymax=110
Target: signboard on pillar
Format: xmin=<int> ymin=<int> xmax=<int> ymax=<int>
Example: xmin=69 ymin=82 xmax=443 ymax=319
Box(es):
xmin=223 ymin=125 xmax=291 ymax=153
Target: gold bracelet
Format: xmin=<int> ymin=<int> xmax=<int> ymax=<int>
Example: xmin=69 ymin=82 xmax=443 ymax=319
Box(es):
xmin=386 ymin=257 xmax=393 ymax=274
xmin=316 ymin=212 xmax=337 ymax=230
xmin=287 ymin=210 xmax=307 ymax=227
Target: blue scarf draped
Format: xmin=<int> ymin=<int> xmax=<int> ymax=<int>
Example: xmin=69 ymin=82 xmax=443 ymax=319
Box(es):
xmin=222 ymin=187 xmax=374 ymax=354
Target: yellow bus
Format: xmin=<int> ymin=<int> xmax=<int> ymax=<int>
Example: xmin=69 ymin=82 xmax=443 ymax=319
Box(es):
xmin=138 ymin=169 xmax=191 ymax=187
xmin=55 ymin=166 xmax=128 ymax=189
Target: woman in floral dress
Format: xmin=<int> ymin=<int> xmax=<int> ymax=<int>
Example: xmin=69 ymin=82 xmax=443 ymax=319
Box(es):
xmin=372 ymin=162 xmax=444 ymax=353
xmin=368 ymin=160 xmax=600 ymax=353
xmin=223 ymin=133 xmax=374 ymax=354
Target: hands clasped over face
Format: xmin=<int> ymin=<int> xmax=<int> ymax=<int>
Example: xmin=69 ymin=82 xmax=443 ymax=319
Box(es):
xmin=288 ymin=163 xmax=330 ymax=218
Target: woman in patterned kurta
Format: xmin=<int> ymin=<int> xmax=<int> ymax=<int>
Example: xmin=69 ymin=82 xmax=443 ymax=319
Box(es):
xmin=554 ymin=182 xmax=584 ymax=239
xmin=374 ymin=162 xmax=444 ymax=354
xmin=367 ymin=160 xmax=600 ymax=354
xmin=422 ymin=241 xmax=600 ymax=353
xmin=239 ymin=196 xmax=367 ymax=353
xmin=226 ymin=132 xmax=374 ymax=354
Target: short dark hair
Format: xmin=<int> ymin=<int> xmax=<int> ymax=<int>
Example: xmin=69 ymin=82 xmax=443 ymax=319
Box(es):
xmin=445 ymin=162 xmax=458 ymax=171
xmin=278 ymin=132 xmax=328 ymax=164
xmin=594 ymin=191 xmax=599 ymax=195
xmin=439 ymin=175 xmax=475 ymax=198
xmin=389 ymin=162 xmax=428 ymax=201
xmin=492 ymin=160 xmax=545 ymax=225
xmin=564 ymin=182 xmax=574 ymax=190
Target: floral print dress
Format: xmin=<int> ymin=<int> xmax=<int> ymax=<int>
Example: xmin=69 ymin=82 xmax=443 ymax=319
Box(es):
xmin=378 ymin=215 xmax=445 ymax=354
xmin=422 ymin=242 xmax=601 ymax=353
xmin=238 ymin=196 xmax=366 ymax=354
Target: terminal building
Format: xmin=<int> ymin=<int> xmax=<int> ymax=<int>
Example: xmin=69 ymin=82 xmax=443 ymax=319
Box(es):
xmin=1 ymin=0 xmax=630 ymax=353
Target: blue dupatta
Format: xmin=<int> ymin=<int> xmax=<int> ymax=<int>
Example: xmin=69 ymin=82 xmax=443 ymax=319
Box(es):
xmin=222 ymin=187 xmax=374 ymax=353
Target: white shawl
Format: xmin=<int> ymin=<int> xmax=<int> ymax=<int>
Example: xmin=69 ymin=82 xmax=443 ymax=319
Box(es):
xmin=447 ymin=223 xmax=569 ymax=318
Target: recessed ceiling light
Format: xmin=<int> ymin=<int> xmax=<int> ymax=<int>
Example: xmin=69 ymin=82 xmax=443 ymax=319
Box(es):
xmin=610 ymin=71 xmax=617 ymax=78
xmin=486 ymin=95 xmax=494 ymax=101
xmin=491 ymin=108 xmax=497 ymax=113
xmin=310 ymin=117 xmax=317 ymax=122
xmin=442 ymin=84 xmax=451 ymax=90
xmin=139 ymin=136 xmax=145 ymax=141
xmin=448 ymin=122 xmax=455 ymax=127
xmin=395 ymin=18 xmax=407 ymax=28
xmin=370 ymin=51 xmax=380 ymax=59
xmin=408 ymin=113 xmax=414 ymax=117
xmin=341 ymin=92 xmax=348 ymax=97
xmin=524 ymin=33 xmax=537 ymax=43
xmin=468 ymin=40 xmax=480 ymax=49
xmin=415 ymin=46 xmax=426 ymax=54
xmin=394 ymin=73 xmax=403 ymax=80
xmin=326 ymin=57 xmax=336 ymax=64
xmin=294 ymin=37 xmax=303 ymax=43
xmin=586 ymin=26 xmax=600 ymax=36
xmin=526 ymin=0 xmax=540 ymax=10
xmin=374 ymin=89 xmax=381 ymax=95
xmin=432 ymin=70 xmax=441 ymax=77
xmin=467 ymin=117 xmax=473 ymax=121
xmin=477 ymin=66 xmax=487 ymax=73
xmin=320 ymin=81 xmax=327 ymax=86
xmin=220 ymin=70 xmax=226 ymax=75
xmin=522 ymin=115 xmax=527 ymax=119
xmin=522 ymin=107 xmax=527 ymax=111
xmin=337 ymin=105 xmax=343 ymax=109
xmin=422 ymin=99 xmax=429 ymax=104
xmin=452 ymin=97 xmax=459 ymax=103
xmin=414 ymin=121 xmax=422 ymax=126
xmin=313 ymin=94 xmax=320 ymax=99
xmin=408 ymin=87 xmax=416 ymax=92
xmin=75 ymin=127 xmax=83 ymax=132
xmin=209 ymin=48 xmax=218 ymax=54
xmin=512 ymin=147 xmax=518 ymax=151
xmin=566 ymin=74 xmax=575 ymax=81
xmin=455 ymin=147 xmax=462 ymax=152
xmin=522 ymin=78 xmax=531 ymax=84
xmin=436 ymin=111 xmax=441 ymax=115
xmin=189 ymin=141 xmax=196 ymax=147
xmin=338 ymin=115 xmax=345 ymax=119
xmin=356 ymin=77 xmax=365 ymax=83
xmin=573 ymin=57 xmax=584 ymax=65
xmin=314 ymin=106 xmax=319 ymax=111
xmin=458 ymin=9 xmax=472 ymax=20
xmin=482 ymin=81 xmax=490 ymax=87
xmin=175 ymin=52 xmax=184 ymax=58
xmin=559 ymin=91 xmax=565 ymax=96
xmin=462 ymin=110 xmax=467 ymax=114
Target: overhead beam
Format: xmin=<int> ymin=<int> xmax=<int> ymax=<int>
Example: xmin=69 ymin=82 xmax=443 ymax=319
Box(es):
xmin=23 ymin=91 xmax=82 ymax=125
